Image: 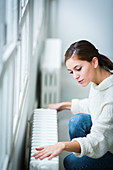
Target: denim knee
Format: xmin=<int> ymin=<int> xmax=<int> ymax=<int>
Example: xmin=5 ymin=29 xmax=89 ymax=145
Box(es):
xmin=69 ymin=113 xmax=92 ymax=140
xmin=63 ymin=153 xmax=76 ymax=170
xmin=63 ymin=155 xmax=71 ymax=170
xmin=64 ymin=152 xmax=113 ymax=170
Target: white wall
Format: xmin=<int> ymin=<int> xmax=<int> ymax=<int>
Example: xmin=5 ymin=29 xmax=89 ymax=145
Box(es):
xmin=56 ymin=0 xmax=113 ymax=61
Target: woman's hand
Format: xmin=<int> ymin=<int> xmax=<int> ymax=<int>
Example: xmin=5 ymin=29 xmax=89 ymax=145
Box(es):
xmin=32 ymin=142 xmax=64 ymax=160
xmin=32 ymin=141 xmax=81 ymax=160
xmin=48 ymin=102 xmax=71 ymax=112
xmin=48 ymin=103 xmax=63 ymax=112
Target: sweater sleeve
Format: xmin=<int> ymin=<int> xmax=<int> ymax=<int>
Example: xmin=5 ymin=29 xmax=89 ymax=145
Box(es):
xmin=72 ymin=104 xmax=113 ymax=158
xmin=71 ymin=98 xmax=90 ymax=115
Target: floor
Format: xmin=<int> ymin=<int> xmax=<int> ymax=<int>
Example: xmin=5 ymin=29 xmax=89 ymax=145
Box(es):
xmin=58 ymin=64 xmax=90 ymax=170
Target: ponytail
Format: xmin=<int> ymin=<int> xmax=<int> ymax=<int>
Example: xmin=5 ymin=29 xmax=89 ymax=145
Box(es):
xmin=98 ymin=54 xmax=113 ymax=71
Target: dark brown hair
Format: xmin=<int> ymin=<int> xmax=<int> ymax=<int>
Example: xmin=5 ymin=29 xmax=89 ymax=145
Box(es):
xmin=65 ymin=40 xmax=113 ymax=71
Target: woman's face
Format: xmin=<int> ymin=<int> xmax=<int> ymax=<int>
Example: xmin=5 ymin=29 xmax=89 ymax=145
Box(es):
xmin=66 ymin=55 xmax=97 ymax=87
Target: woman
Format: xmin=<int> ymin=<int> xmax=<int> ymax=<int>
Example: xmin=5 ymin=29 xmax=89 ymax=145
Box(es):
xmin=33 ymin=40 xmax=113 ymax=169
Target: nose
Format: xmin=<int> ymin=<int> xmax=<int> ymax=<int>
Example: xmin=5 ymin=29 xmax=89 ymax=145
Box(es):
xmin=73 ymin=71 xmax=80 ymax=80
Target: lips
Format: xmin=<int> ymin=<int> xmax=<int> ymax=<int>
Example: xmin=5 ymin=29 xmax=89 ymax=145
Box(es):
xmin=78 ymin=79 xmax=84 ymax=84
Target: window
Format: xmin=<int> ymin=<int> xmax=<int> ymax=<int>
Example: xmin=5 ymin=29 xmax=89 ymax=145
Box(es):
xmin=33 ymin=0 xmax=45 ymax=51
xmin=0 ymin=0 xmax=48 ymax=169
xmin=0 ymin=62 xmax=14 ymax=170
xmin=0 ymin=0 xmax=18 ymax=169
xmin=0 ymin=0 xmax=14 ymax=56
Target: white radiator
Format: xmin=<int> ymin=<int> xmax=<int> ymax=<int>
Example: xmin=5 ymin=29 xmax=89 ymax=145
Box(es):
xmin=40 ymin=38 xmax=62 ymax=108
xmin=30 ymin=109 xmax=59 ymax=170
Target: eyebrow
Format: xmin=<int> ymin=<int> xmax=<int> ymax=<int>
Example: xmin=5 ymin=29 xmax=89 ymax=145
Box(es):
xmin=67 ymin=65 xmax=79 ymax=71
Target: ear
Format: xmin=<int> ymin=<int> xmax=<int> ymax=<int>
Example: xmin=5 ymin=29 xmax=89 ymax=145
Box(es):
xmin=91 ymin=57 xmax=98 ymax=68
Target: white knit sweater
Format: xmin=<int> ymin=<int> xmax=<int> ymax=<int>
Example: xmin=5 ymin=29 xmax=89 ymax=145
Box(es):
xmin=71 ymin=75 xmax=113 ymax=158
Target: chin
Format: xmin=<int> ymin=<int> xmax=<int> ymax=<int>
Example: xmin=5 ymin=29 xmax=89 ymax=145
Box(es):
xmin=81 ymin=82 xmax=89 ymax=87
xmin=81 ymin=84 xmax=87 ymax=87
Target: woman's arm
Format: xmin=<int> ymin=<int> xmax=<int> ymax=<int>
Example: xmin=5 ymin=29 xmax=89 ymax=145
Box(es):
xmin=48 ymin=102 xmax=72 ymax=112
xmin=32 ymin=140 xmax=81 ymax=160
xmin=61 ymin=141 xmax=81 ymax=153
xmin=72 ymin=104 xmax=113 ymax=158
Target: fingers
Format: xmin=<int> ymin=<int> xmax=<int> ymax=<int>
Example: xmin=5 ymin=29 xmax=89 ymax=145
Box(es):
xmin=48 ymin=154 xmax=54 ymax=160
xmin=32 ymin=147 xmax=44 ymax=157
xmin=32 ymin=149 xmax=44 ymax=159
xmin=39 ymin=152 xmax=51 ymax=160
xmin=34 ymin=151 xmax=49 ymax=159
xmin=47 ymin=103 xmax=59 ymax=110
xmin=32 ymin=149 xmax=52 ymax=160
xmin=36 ymin=147 xmax=44 ymax=151
xmin=32 ymin=144 xmax=62 ymax=160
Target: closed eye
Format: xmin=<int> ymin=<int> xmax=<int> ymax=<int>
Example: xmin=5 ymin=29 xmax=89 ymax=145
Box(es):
xmin=77 ymin=68 xmax=81 ymax=71
xmin=69 ymin=71 xmax=73 ymax=74
xmin=68 ymin=67 xmax=81 ymax=74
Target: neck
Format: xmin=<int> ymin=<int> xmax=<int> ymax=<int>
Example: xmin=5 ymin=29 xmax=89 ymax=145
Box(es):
xmin=93 ymin=67 xmax=112 ymax=85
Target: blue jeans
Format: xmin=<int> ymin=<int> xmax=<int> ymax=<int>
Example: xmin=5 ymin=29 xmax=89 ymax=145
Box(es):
xmin=63 ymin=113 xmax=113 ymax=170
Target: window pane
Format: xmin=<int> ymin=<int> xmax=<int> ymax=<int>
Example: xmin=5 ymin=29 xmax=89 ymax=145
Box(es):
xmin=6 ymin=0 xmax=13 ymax=44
